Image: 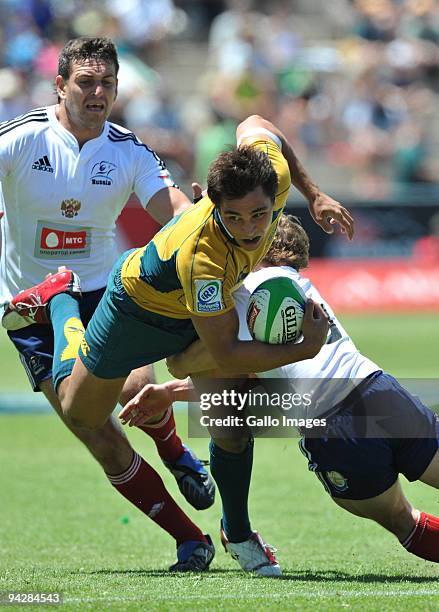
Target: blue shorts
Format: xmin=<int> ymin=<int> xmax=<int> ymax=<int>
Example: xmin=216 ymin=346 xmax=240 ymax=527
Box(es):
xmin=299 ymin=372 xmax=439 ymax=500
xmin=7 ymin=288 xmax=105 ymax=391
xmin=79 ymin=253 xmax=198 ymax=379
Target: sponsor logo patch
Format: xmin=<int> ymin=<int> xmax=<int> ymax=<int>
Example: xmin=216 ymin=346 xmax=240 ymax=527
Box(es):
xmin=35 ymin=220 xmax=91 ymax=259
xmin=195 ymin=279 xmax=223 ymax=313
xmin=91 ymin=160 xmax=117 ymax=185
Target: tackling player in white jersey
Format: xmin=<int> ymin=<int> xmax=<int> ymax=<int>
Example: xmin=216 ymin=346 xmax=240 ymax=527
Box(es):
xmin=121 ymin=215 xmax=439 ymax=569
xmin=0 ymin=37 xmax=216 ymax=571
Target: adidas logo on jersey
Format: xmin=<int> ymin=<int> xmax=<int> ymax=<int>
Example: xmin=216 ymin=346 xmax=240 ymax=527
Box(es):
xmin=32 ymin=155 xmax=54 ymax=173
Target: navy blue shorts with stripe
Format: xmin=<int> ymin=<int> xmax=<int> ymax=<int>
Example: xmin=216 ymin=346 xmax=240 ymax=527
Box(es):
xmin=7 ymin=288 xmax=105 ymax=391
xmin=299 ymin=372 xmax=439 ymax=500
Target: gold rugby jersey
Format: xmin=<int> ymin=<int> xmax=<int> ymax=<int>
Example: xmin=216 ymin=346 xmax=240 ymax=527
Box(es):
xmin=121 ymin=138 xmax=291 ymax=318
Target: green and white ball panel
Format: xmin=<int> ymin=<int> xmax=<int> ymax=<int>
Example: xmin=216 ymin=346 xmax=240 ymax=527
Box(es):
xmin=246 ymin=277 xmax=306 ymax=344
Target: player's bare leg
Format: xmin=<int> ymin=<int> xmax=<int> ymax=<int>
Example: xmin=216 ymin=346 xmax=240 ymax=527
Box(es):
xmin=40 ymin=378 xmax=133 ymax=473
xmin=332 ymin=479 xmax=417 ymax=541
xmin=333 ymin=463 xmax=439 ymax=562
xmin=58 ymin=357 xmax=124 ymax=429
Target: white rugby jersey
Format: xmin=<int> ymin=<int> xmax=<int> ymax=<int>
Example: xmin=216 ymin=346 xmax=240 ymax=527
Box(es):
xmin=0 ymin=105 xmax=176 ymax=302
xmin=233 ymin=266 xmax=380 ymax=416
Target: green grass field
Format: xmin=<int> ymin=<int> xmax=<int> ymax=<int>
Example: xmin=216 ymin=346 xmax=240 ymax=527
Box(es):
xmin=0 ymin=314 xmax=438 ymax=610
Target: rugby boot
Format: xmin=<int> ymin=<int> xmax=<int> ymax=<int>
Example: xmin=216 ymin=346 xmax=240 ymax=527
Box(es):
xmin=2 ymin=267 xmax=81 ymax=331
xmin=169 ymin=535 xmax=215 ymax=572
xmin=220 ymin=524 xmax=282 ymax=577
xmin=164 ymin=445 xmax=216 ymax=510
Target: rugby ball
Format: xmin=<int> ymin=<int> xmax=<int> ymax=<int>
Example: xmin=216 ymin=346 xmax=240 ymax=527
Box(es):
xmin=246 ymin=277 xmax=306 ymax=344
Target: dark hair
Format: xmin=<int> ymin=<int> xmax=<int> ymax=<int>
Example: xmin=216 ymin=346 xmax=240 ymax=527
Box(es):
xmin=263 ymin=214 xmax=309 ymax=270
xmin=207 ymin=145 xmax=278 ymax=207
xmin=58 ymin=37 xmax=119 ymax=80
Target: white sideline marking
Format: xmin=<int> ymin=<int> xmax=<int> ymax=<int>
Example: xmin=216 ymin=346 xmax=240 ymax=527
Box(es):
xmin=65 ymin=589 xmax=439 ymax=603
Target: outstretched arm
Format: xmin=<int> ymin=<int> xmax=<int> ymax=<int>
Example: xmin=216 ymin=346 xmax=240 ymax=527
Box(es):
xmin=237 ymin=115 xmax=354 ymax=239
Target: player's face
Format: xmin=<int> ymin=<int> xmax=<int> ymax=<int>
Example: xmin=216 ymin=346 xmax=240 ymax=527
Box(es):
xmin=219 ymin=186 xmax=274 ymax=251
xmin=56 ymin=59 xmax=118 ymax=133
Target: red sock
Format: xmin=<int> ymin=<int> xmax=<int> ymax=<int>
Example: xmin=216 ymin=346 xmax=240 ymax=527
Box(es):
xmin=138 ymin=406 xmax=184 ymax=463
xmin=107 ymin=452 xmax=206 ymax=545
xmin=401 ymin=511 xmax=439 ymax=562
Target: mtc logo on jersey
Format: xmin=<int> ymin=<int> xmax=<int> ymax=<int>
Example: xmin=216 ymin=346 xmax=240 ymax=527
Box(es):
xmin=35 ymin=221 xmax=91 ymax=260
xmin=90 ymin=160 xmax=117 ymax=185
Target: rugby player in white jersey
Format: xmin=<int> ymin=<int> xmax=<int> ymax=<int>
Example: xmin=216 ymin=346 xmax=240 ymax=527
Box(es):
xmin=120 ymin=215 xmax=439 ymax=571
xmin=0 ymin=37 xmax=217 ymax=571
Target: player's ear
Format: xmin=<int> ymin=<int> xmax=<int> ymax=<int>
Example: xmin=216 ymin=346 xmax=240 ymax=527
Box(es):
xmin=55 ymin=75 xmax=66 ymax=100
xmin=114 ymin=78 xmax=118 ymax=101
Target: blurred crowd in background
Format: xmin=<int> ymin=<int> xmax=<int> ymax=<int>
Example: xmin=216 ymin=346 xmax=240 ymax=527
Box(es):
xmin=0 ymin=0 xmax=438 ymax=260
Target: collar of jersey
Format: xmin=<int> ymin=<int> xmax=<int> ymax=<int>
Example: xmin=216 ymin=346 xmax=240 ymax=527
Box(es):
xmin=213 ymin=207 xmax=240 ymax=246
xmin=47 ymin=104 xmax=109 ymax=152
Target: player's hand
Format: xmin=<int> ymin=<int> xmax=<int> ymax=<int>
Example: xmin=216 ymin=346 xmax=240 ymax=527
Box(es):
xmin=119 ymin=383 xmax=173 ymax=427
xmin=308 ymin=192 xmax=354 ymax=240
xmin=166 ymin=354 xmax=189 ymax=379
xmin=300 ymin=299 xmax=329 ymax=357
